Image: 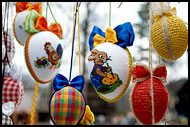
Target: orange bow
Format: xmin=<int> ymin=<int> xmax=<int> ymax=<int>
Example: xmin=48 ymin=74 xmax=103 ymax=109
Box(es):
xmin=16 ymin=2 xmax=42 ymax=15
xmin=35 ymin=16 xmax=63 ymax=38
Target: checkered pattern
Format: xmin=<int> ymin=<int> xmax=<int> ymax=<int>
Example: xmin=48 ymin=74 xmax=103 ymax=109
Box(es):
xmin=2 ymin=31 xmax=15 ymax=64
xmin=2 ymin=113 xmax=13 ymax=125
xmin=50 ymin=86 xmax=85 ymax=125
xmin=2 ymin=76 xmax=24 ymax=109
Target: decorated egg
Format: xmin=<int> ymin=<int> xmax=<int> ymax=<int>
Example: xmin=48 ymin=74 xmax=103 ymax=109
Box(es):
xmin=130 ymin=63 xmax=168 ymax=125
xmin=2 ymin=76 xmax=24 ymax=109
xmin=24 ymin=10 xmax=63 ymax=84
xmin=2 ymin=31 xmax=15 ymax=65
xmin=13 ymin=2 xmax=42 ymax=46
xmin=151 ymin=2 xmax=188 ymax=61
xmin=87 ymin=22 xmax=135 ymax=102
xmin=49 ymin=74 xmax=86 ymax=125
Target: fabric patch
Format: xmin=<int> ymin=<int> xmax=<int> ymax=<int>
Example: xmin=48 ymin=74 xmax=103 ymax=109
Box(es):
xmin=50 ymin=86 xmax=85 ymax=125
xmin=2 ymin=76 xmax=24 ymax=109
xmin=2 ymin=113 xmax=14 ymax=125
xmin=88 ymin=49 xmax=122 ymax=94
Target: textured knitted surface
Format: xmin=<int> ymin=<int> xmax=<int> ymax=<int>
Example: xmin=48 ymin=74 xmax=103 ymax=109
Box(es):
xmin=2 ymin=76 xmax=24 ymax=109
xmin=151 ymin=15 xmax=188 ymax=61
xmin=130 ymin=63 xmax=168 ymax=125
xmin=50 ymin=86 xmax=85 ymax=125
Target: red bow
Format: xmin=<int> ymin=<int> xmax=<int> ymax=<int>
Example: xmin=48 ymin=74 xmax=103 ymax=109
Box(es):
xmin=16 ymin=2 xmax=42 ymax=14
xmin=132 ymin=63 xmax=167 ymax=83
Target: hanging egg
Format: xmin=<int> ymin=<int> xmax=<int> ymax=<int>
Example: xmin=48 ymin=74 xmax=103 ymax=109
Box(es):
xmin=2 ymin=76 xmax=24 ymax=109
xmin=88 ymin=42 xmax=133 ymax=102
xmin=49 ymin=86 xmax=86 ymax=125
xmin=24 ymin=31 xmax=63 ymax=84
xmin=2 ymin=31 xmax=15 ymax=65
xmin=130 ymin=63 xmax=168 ymax=125
xmin=151 ymin=3 xmax=188 ymax=61
xmin=13 ymin=10 xmax=29 ymax=46
xmin=13 ymin=2 xmax=42 ymax=46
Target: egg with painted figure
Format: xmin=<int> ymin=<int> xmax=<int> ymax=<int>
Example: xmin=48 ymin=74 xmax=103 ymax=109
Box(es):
xmin=87 ymin=42 xmax=133 ymax=102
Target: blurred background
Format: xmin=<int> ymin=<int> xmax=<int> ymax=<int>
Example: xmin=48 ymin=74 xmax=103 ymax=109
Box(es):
xmin=2 ymin=2 xmax=188 ymax=125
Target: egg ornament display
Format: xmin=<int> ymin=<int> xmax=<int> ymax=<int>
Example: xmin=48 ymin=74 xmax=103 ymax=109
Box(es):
xmin=87 ymin=22 xmax=135 ymax=102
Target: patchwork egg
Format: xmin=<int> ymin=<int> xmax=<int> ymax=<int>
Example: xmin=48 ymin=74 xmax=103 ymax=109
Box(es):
xmin=88 ymin=42 xmax=132 ymax=102
xmin=130 ymin=63 xmax=168 ymax=125
xmin=13 ymin=10 xmax=29 ymax=46
xmin=49 ymin=86 xmax=86 ymax=125
xmin=2 ymin=76 xmax=24 ymax=109
xmin=24 ymin=31 xmax=63 ymax=84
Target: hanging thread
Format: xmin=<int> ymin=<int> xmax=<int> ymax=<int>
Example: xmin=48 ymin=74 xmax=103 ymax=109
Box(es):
xmin=148 ymin=2 xmax=155 ymax=125
xmin=109 ymin=2 xmax=111 ymax=27
xmin=30 ymin=82 xmax=39 ymax=125
xmin=69 ymin=2 xmax=78 ymax=81
xmin=118 ymin=2 xmax=123 ymax=8
xmin=77 ymin=3 xmax=82 ymax=75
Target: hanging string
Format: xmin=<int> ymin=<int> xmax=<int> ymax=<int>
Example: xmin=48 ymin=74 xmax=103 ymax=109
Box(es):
xmin=46 ymin=2 xmax=48 ymax=19
xmin=148 ymin=2 xmax=155 ymax=125
xmin=47 ymin=2 xmax=63 ymax=39
xmin=77 ymin=3 xmax=82 ymax=75
xmin=69 ymin=2 xmax=78 ymax=81
xmin=118 ymin=2 xmax=123 ymax=8
xmin=109 ymin=2 xmax=111 ymax=27
xmin=30 ymin=82 xmax=39 ymax=125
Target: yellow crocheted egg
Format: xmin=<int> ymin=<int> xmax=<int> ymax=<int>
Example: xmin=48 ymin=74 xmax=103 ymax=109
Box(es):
xmin=151 ymin=15 xmax=188 ymax=61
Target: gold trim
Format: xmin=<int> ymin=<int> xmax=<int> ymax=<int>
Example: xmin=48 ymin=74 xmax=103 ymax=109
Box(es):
xmin=97 ymin=48 xmax=133 ymax=102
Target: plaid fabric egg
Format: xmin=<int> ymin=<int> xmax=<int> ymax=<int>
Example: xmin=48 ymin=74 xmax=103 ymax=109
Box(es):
xmin=2 ymin=76 xmax=24 ymax=109
xmin=2 ymin=113 xmax=14 ymax=125
xmin=2 ymin=31 xmax=15 ymax=65
xmin=130 ymin=63 xmax=168 ymax=125
xmin=49 ymin=86 xmax=86 ymax=125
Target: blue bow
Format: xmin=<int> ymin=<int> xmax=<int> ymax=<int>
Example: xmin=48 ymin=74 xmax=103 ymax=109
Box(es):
xmin=89 ymin=22 xmax=135 ymax=51
xmin=53 ymin=74 xmax=85 ymax=92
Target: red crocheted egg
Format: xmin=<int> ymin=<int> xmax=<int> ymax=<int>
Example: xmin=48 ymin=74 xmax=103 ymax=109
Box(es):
xmin=130 ymin=63 xmax=168 ymax=125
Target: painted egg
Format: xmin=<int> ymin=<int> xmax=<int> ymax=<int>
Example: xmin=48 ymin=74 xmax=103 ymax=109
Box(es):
xmin=2 ymin=31 xmax=15 ymax=64
xmin=87 ymin=42 xmax=132 ymax=102
xmin=151 ymin=14 xmax=188 ymax=61
xmin=24 ymin=31 xmax=63 ymax=84
xmin=13 ymin=10 xmax=29 ymax=46
xmin=130 ymin=63 xmax=168 ymax=125
xmin=2 ymin=76 xmax=24 ymax=109
xmin=49 ymin=86 xmax=86 ymax=125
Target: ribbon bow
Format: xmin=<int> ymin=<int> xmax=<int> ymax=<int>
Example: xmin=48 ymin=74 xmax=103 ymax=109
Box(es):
xmin=79 ymin=105 xmax=95 ymax=125
xmin=89 ymin=22 xmax=135 ymax=51
xmin=24 ymin=10 xmax=63 ymax=39
xmin=132 ymin=63 xmax=167 ymax=83
xmin=16 ymin=2 xmax=42 ymax=15
xmin=53 ymin=74 xmax=84 ymax=92
xmin=152 ymin=2 xmax=176 ymax=20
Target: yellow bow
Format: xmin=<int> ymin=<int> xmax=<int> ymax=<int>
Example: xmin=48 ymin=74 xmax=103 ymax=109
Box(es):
xmin=152 ymin=2 xmax=176 ymax=20
xmin=93 ymin=27 xmax=118 ymax=48
xmin=80 ymin=105 xmax=95 ymax=125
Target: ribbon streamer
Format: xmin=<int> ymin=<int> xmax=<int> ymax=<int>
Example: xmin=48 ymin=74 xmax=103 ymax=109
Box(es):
xmin=79 ymin=105 xmax=95 ymax=125
xmin=89 ymin=22 xmax=135 ymax=50
xmin=53 ymin=74 xmax=84 ymax=92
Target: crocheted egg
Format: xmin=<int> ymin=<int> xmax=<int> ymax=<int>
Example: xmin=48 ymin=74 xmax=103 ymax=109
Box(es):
xmin=151 ymin=14 xmax=188 ymax=61
xmin=24 ymin=31 xmax=63 ymax=84
xmin=88 ymin=42 xmax=132 ymax=102
xmin=13 ymin=10 xmax=29 ymax=46
xmin=2 ymin=76 xmax=24 ymax=109
xmin=49 ymin=86 xmax=86 ymax=125
xmin=130 ymin=63 xmax=168 ymax=125
xmin=2 ymin=31 xmax=15 ymax=65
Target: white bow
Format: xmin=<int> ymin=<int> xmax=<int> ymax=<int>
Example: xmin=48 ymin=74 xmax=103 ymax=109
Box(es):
xmin=4 ymin=63 xmax=22 ymax=81
xmin=152 ymin=2 xmax=176 ymax=16
xmin=2 ymin=102 xmax=15 ymax=116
